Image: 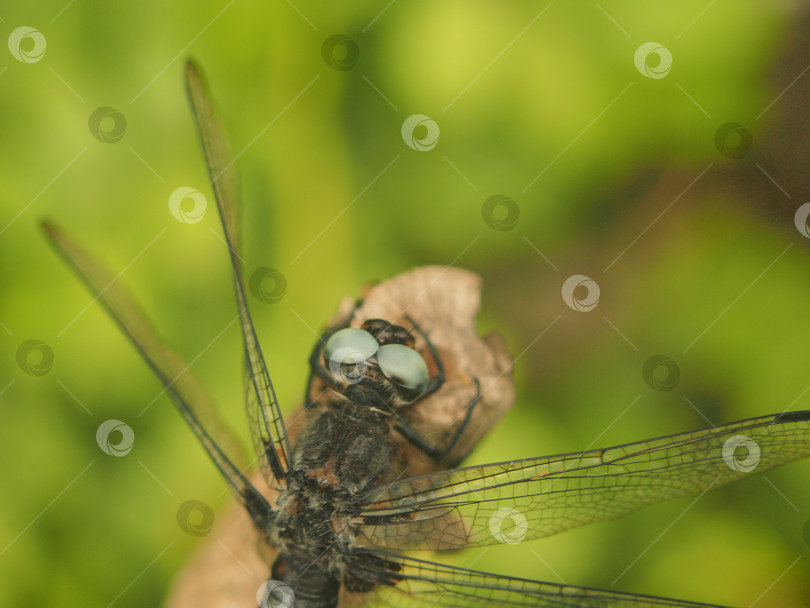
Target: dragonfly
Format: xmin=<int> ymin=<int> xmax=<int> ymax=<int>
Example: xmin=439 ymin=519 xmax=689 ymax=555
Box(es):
xmin=43 ymin=60 xmax=810 ymax=608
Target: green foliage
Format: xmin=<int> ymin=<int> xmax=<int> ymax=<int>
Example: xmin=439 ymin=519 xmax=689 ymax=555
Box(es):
xmin=1 ymin=2 xmax=809 ymax=606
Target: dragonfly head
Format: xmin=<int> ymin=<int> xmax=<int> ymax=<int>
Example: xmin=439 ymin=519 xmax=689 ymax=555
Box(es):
xmin=322 ymin=319 xmax=429 ymax=405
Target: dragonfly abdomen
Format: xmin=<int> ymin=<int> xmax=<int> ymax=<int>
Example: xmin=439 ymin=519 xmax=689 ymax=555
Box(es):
xmin=270 ymin=404 xmax=405 ymax=604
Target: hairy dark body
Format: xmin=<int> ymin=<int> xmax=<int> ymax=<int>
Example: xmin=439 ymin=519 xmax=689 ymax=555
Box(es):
xmin=261 ymin=313 xmax=471 ymax=608
xmin=270 ymin=386 xmax=404 ymax=607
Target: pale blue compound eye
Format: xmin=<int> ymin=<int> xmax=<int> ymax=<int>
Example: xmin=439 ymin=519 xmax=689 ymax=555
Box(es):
xmin=323 ymin=328 xmax=379 ymax=367
xmin=376 ymin=344 xmax=429 ymax=393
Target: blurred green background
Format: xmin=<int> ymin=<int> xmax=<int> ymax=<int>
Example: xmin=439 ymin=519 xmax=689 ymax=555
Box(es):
xmin=2 ymin=1 xmax=810 ymax=606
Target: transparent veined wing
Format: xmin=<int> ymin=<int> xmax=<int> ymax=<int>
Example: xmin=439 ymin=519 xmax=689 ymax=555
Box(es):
xmin=185 ymin=60 xmax=291 ymax=486
xmin=355 ymin=411 xmax=810 ymax=551
xmin=340 ymin=550 xmax=728 ymax=608
xmin=42 ymin=221 xmax=273 ymax=526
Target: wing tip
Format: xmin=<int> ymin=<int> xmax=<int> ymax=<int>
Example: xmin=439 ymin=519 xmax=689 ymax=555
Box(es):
xmin=774 ymin=410 xmax=810 ymax=423
xmin=185 ymin=57 xmax=201 ymax=78
xmin=40 ymin=218 xmax=65 ymax=248
xmin=184 ymin=58 xmax=208 ymax=100
xmin=40 ymin=218 xmax=56 ymax=236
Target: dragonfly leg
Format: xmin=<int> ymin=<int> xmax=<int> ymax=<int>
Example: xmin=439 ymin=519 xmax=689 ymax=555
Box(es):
xmin=405 ymin=315 xmax=446 ymax=399
xmin=393 ymin=378 xmax=481 ymax=464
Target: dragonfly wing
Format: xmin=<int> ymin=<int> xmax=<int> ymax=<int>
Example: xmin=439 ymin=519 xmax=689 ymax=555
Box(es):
xmin=185 ymin=60 xmax=291 ymax=485
xmin=42 ymin=221 xmax=273 ymax=525
xmin=339 ymin=550 xmax=728 ymax=608
xmin=355 ymin=411 xmax=810 ymax=551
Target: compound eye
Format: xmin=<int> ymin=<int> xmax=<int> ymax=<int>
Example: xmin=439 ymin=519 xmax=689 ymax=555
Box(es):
xmin=323 ymin=328 xmax=379 ymax=383
xmin=376 ymin=344 xmax=429 ymax=394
